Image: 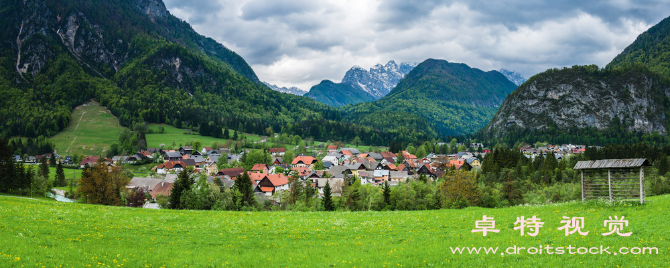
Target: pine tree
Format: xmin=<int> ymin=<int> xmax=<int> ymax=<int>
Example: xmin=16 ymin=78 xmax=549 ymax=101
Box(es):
xmin=169 ymin=169 xmax=194 ymax=209
xmin=56 ymin=162 xmax=66 ymax=187
xmin=233 ymin=130 xmax=239 ymax=140
xmin=235 ymin=171 xmax=256 ymax=207
xmin=657 ymin=155 xmax=669 ymax=176
xmin=38 ymin=156 xmax=49 ymax=179
xmin=382 ymin=181 xmax=391 ymax=208
xmin=323 ymin=180 xmax=334 ymax=211
xmin=223 ymin=128 xmax=230 ymax=139
xmin=49 ymin=153 xmax=56 ymax=167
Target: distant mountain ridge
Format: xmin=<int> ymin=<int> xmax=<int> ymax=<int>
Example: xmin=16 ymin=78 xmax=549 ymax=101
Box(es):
xmin=342 ymin=60 xmax=417 ymax=99
xmin=607 ymin=15 xmax=670 ymax=78
xmin=498 ymin=69 xmax=527 ymax=86
xmin=263 ymin=82 xmax=307 ymax=96
xmin=304 ymin=80 xmax=376 ymax=107
xmin=342 ymin=59 xmax=518 ymax=135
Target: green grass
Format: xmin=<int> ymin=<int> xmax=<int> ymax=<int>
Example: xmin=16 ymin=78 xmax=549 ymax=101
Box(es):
xmin=50 ymin=102 xmax=126 ymax=156
xmin=1 ymin=195 xmax=668 ymax=267
xmin=145 ymin=124 xmax=262 ymax=149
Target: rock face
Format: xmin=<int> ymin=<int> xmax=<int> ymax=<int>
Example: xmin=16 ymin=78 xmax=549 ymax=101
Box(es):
xmin=498 ymin=69 xmax=527 ymax=86
xmin=483 ymin=66 xmax=670 ymax=138
xmin=263 ymin=82 xmax=307 ymax=96
xmin=341 ymin=60 xmax=416 ymax=99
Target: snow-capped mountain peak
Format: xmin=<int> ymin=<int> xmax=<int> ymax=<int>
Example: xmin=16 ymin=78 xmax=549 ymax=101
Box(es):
xmin=498 ymin=69 xmax=527 ymax=86
xmin=341 ymin=60 xmax=417 ymax=99
xmin=263 ymin=82 xmax=307 ymax=96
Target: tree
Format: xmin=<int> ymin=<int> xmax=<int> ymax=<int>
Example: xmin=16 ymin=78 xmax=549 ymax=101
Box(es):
xmin=235 ymin=171 xmax=256 ymax=207
xmin=78 ymin=159 xmax=129 ymax=206
xmin=217 ymin=153 xmax=229 ymax=171
xmin=55 ymin=162 xmax=66 ymax=187
xmin=223 ymin=128 xmax=230 ymax=139
xmin=192 ymin=140 xmax=202 ymax=153
xmin=233 ymin=130 xmax=239 ymax=140
xmin=127 ymin=188 xmax=148 ymax=207
xmin=323 ymin=180 xmax=334 ymax=211
xmin=439 ymin=170 xmax=480 ymax=208
xmin=657 ymin=155 xmax=669 ymax=176
xmin=49 ymin=153 xmax=56 ymax=167
xmin=352 ymin=136 xmax=362 ymax=147
xmin=38 ymin=156 xmax=49 ymax=179
xmin=416 ymin=146 xmax=427 ymax=159
xmin=396 ymin=152 xmax=404 ymax=165
xmin=382 ymin=181 xmax=391 ymax=209
xmin=169 ymin=169 xmax=194 ymax=209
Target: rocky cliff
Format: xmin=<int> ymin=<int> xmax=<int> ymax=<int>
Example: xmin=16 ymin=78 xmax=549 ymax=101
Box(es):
xmin=482 ymin=65 xmax=670 ymax=138
xmin=341 ymin=60 xmax=416 ymax=99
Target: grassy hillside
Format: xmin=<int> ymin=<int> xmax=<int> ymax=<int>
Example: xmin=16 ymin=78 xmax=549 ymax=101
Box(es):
xmin=607 ymin=15 xmax=670 ymax=78
xmin=0 ymin=195 xmax=668 ymax=266
xmin=50 ymin=102 xmax=126 ymax=156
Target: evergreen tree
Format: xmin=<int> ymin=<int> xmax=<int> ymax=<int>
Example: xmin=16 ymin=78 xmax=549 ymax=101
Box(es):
xmin=396 ymin=152 xmax=404 ymax=165
xmin=169 ymin=169 xmax=194 ymax=209
xmin=38 ymin=156 xmax=49 ymax=179
xmin=235 ymin=171 xmax=256 ymax=207
xmin=223 ymin=128 xmax=230 ymax=140
xmin=323 ymin=181 xmax=334 ymax=211
xmin=657 ymin=155 xmax=669 ymax=176
xmin=56 ymin=162 xmax=66 ymax=187
xmin=0 ymin=138 xmax=13 ymax=193
xmin=233 ymin=130 xmax=239 ymax=141
xmin=49 ymin=153 xmax=56 ymax=167
xmin=382 ymin=181 xmax=391 ymax=208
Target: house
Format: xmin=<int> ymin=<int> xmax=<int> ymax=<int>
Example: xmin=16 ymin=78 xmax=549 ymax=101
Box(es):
xmin=80 ymin=156 xmax=100 ymax=168
xmin=358 ymin=171 xmax=374 ymax=184
xmin=204 ymin=162 xmax=218 ymax=176
xmin=292 ymin=156 xmax=318 ymax=168
xmin=207 ymin=154 xmax=221 ymax=163
xmin=383 ymin=163 xmax=397 ymax=171
xmin=271 ymin=157 xmax=284 ymax=166
xmin=327 ymin=145 xmax=338 ymax=153
xmin=179 ymin=146 xmax=193 ymax=155
xmin=182 ymin=159 xmax=196 ymax=168
xmin=291 ymin=166 xmax=312 ymax=179
xmin=150 ymin=181 xmax=174 ymax=199
xmin=366 ymin=161 xmax=384 ymax=170
xmin=24 ymin=156 xmax=37 ymax=163
xmin=252 ymin=173 xmax=289 ymax=196
xmin=322 ymin=155 xmax=339 ymax=166
xmin=373 ymin=170 xmax=390 ymax=183
xmin=13 ymin=155 xmax=22 ymax=162
xmin=111 ymin=156 xmax=128 ymax=164
xmin=190 ymin=155 xmax=207 ymax=167
xmin=466 ymin=158 xmax=481 ymax=168
xmin=217 ymin=167 xmax=245 ymax=178
xmin=251 ymin=163 xmax=269 ymax=173
xmin=126 ymin=177 xmax=162 ymax=192
xmin=368 ymin=152 xmax=383 ymax=161
xmin=340 ymin=148 xmax=361 ymax=155
xmin=417 ymin=164 xmax=434 ymax=177
xmin=269 ymin=148 xmax=286 ymax=156
xmin=64 ymin=156 xmax=73 ymax=165
xmin=126 ymin=155 xmax=142 ymax=164
xmin=164 ymin=152 xmax=182 ymax=162
xmin=202 ymin=147 xmax=212 ymax=154
xmin=315 ymin=177 xmax=345 ymax=196
xmin=389 ymin=171 xmax=409 ymax=182
xmin=156 ymin=161 xmax=187 ymax=174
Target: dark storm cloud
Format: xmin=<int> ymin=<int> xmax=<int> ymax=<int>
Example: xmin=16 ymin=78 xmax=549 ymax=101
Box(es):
xmin=162 ymin=0 xmax=670 ymax=90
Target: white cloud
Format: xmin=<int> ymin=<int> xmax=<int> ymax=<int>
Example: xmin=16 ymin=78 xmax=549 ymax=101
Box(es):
xmin=163 ymin=0 xmax=669 ymax=91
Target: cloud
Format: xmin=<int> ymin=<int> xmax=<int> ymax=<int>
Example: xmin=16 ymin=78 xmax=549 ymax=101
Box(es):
xmin=162 ymin=0 xmax=670 ymax=91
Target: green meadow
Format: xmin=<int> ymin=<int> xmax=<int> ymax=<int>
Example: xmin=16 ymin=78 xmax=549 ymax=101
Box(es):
xmin=145 ymin=124 xmax=262 ymax=149
xmin=0 ymin=195 xmax=668 ymax=267
xmin=50 ymin=102 xmax=125 ymax=156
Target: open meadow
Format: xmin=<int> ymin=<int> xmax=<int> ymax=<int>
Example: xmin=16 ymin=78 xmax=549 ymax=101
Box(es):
xmin=0 ymin=195 xmax=668 ymax=267
xmin=146 ymin=124 xmax=263 ymax=149
xmin=50 ymin=102 xmax=126 ymax=156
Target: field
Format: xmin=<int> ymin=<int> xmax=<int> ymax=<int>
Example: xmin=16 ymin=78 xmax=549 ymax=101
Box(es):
xmin=145 ymin=124 xmax=262 ymax=149
xmin=0 ymin=196 xmax=668 ymax=267
xmin=50 ymin=102 xmax=126 ymax=156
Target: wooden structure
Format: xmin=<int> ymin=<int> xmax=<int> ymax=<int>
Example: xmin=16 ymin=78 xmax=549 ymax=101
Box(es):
xmin=574 ymin=159 xmax=651 ymax=204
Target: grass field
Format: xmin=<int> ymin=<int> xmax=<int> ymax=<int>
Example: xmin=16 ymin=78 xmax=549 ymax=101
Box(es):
xmin=50 ymin=102 xmax=126 ymax=156
xmin=0 ymin=195 xmax=668 ymax=267
xmin=144 ymin=124 xmax=263 ymax=149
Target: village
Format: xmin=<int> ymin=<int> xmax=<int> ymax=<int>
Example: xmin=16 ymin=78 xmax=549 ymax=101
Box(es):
xmin=13 ymin=142 xmax=590 ymax=207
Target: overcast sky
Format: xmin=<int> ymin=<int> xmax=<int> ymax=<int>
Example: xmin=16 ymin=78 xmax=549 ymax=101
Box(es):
xmin=163 ymin=0 xmax=670 ymax=91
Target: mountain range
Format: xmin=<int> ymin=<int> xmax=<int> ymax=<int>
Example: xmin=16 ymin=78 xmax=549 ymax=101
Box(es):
xmin=342 ymin=59 xmax=519 ymax=136
xmin=263 ymin=82 xmax=306 ymax=96
xmin=498 ymin=69 xmax=528 ymax=86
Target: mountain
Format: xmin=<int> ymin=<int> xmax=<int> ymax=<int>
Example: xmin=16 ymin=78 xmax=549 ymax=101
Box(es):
xmin=342 ymin=59 xmax=518 ymax=135
xmin=0 ymin=0 xmax=338 ymax=139
xmin=341 ymin=60 xmax=417 ymax=99
xmin=263 ymin=82 xmax=307 ymax=96
xmin=481 ymin=65 xmax=670 ymax=141
xmin=304 ymin=80 xmax=376 ymax=107
xmin=607 ymin=15 xmax=670 ymax=78
xmin=498 ymin=69 xmax=527 ymax=86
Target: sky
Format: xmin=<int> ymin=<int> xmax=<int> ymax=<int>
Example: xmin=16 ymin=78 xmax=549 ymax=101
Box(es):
xmin=163 ymin=0 xmax=670 ymax=91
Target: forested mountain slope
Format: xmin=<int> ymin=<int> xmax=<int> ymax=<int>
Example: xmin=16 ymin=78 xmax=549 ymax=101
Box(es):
xmin=341 ymin=59 xmax=518 ymax=136
xmin=304 ymin=80 xmax=376 ymax=107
